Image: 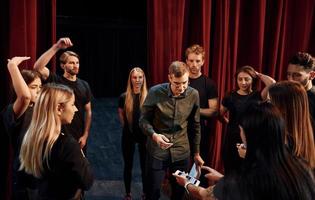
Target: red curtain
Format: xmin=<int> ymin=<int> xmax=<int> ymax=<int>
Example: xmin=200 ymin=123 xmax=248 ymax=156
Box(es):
xmin=0 ymin=1 xmax=56 ymax=199
xmin=147 ymin=0 xmax=315 ymax=172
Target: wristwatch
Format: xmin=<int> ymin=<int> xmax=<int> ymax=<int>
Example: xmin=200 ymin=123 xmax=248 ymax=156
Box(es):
xmin=184 ymin=182 xmax=192 ymax=194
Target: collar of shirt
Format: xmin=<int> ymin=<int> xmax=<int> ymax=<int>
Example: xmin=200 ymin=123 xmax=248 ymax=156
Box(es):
xmin=167 ymin=83 xmax=187 ymax=98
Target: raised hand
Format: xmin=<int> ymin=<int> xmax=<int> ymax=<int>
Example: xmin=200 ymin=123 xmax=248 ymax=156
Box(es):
xmin=7 ymin=56 xmax=30 ymax=67
xmin=56 ymin=37 xmax=73 ymax=49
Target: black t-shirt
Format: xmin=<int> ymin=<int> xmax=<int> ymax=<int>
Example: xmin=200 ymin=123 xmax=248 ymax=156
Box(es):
xmin=118 ymin=92 xmax=145 ymax=142
xmin=1 ymin=105 xmax=37 ymax=189
xmin=307 ymin=86 xmax=315 ymax=138
xmin=222 ymin=90 xmax=261 ymax=130
xmin=189 ymin=75 xmax=218 ymax=109
xmin=39 ymin=133 xmax=94 ymax=199
xmin=45 ymin=73 xmax=92 ymax=140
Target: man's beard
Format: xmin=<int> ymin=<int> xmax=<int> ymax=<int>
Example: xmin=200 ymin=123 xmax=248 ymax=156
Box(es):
xmin=67 ymin=68 xmax=79 ymax=76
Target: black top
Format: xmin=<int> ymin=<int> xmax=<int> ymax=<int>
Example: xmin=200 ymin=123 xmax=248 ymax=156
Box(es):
xmin=139 ymin=83 xmax=200 ymax=162
xmin=38 ymin=133 xmax=94 ymax=199
xmin=307 ymin=86 xmax=315 ymax=138
xmin=189 ymin=74 xmax=218 ymax=110
xmin=222 ymin=90 xmax=261 ymax=131
xmin=1 ymin=104 xmax=37 ymax=189
xmin=45 ymin=73 xmax=92 ymax=140
xmin=118 ymin=92 xmax=145 ymax=143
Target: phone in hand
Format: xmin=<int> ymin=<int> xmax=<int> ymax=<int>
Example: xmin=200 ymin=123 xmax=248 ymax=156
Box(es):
xmin=174 ymin=168 xmax=200 ymax=186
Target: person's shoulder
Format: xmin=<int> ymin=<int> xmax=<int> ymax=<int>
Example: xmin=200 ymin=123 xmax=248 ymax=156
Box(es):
xmin=77 ymin=77 xmax=89 ymax=83
xmin=119 ymin=92 xmax=126 ymax=98
xmin=149 ymin=83 xmax=168 ymax=93
xmin=186 ymin=86 xmax=199 ymax=96
xmin=307 ymin=86 xmax=315 ymax=95
xmin=56 ymin=133 xmax=80 ymax=151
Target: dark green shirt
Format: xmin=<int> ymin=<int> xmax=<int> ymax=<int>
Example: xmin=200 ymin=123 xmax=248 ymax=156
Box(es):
xmin=139 ymin=83 xmax=201 ymax=162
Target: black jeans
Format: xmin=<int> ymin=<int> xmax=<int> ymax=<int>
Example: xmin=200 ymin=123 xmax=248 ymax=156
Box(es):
xmin=122 ymin=131 xmax=147 ymax=194
xmin=145 ymin=155 xmax=189 ymax=200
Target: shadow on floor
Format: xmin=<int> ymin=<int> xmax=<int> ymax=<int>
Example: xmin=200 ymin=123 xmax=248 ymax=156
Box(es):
xmin=85 ymin=98 xmax=144 ymax=200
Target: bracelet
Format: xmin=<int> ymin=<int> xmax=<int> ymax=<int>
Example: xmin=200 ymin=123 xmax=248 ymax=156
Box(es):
xmin=184 ymin=182 xmax=192 ymax=194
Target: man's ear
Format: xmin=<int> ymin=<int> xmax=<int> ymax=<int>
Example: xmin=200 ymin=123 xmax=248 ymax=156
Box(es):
xmin=309 ymin=71 xmax=315 ymax=80
xmin=60 ymin=64 xmax=65 ymax=70
xmin=168 ymin=74 xmax=172 ymax=82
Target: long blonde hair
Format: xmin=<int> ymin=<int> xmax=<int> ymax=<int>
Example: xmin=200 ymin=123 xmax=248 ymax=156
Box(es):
xmin=269 ymin=81 xmax=315 ymax=168
xmin=125 ymin=67 xmax=148 ymax=125
xmin=19 ymin=83 xmax=74 ymax=178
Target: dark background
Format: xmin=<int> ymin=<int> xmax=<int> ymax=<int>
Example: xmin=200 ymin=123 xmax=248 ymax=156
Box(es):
xmin=56 ymin=0 xmax=148 ymax=98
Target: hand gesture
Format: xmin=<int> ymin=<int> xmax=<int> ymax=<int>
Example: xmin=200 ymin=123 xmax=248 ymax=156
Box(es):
xmin=7 ymin=56 xmax=30 ymax=67
xmin=56 ymin=37 xmax=73 ymax=49
xmin=152 ymin=133 xmax=173 ymax=150
xmin=202 ymin=166 xmax=224 ymax=183
xmin=172 ymin=171 xmax=188 ymax=187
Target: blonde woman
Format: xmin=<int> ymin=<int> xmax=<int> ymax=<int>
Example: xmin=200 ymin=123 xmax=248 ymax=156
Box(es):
xmin=118 ymin=67 xmax=148 ymax=200
xmin=269 ymin=81 xmax=315 ymax=169
xmin=19 ymin=83 xmax=94 ymax=200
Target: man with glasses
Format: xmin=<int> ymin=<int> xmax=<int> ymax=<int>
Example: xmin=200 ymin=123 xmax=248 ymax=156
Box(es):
xmin=140 ymin=61 xmax=204 ymax=200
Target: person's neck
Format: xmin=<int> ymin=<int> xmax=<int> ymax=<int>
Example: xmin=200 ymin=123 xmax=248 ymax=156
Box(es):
xmin=133 ymin=88 xmax=141 ymax=94
xmin=305 ymin=80 xmax=313 ymax=91
xmin=189 ymin=72 xmax=202 ymax=79
xmin=63 ymin=73 xmax=77 ymax=81
xmin=237 ymin=89 xmax=252 ymax=95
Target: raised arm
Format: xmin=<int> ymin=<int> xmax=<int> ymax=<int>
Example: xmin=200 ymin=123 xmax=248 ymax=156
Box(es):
xmin=7 ymin=57 xmax=32 ymax=119
xmin=34 ymin=37 xmax=73 ymax=80
xmin=256 ymin=72 xmax=276 ymax=101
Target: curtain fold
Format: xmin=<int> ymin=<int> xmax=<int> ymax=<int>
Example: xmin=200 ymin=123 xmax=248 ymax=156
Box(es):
xmin=0 ymin=1 xmax=56 ymax=199
xmin=148 ymin=0 xmax=315 ymax=172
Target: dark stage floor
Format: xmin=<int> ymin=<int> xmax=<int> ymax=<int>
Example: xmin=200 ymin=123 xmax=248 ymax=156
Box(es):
xmin=85 ymin=98 xmax=168 ymax=200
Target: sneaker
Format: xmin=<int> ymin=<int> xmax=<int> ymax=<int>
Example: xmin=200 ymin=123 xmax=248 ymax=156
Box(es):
xmin=123 ymin=193 xmax=132 ymax=200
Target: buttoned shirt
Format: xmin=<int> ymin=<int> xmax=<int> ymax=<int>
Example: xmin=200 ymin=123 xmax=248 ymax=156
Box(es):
xmin=139 ymin=83 xmax=201 ymax=162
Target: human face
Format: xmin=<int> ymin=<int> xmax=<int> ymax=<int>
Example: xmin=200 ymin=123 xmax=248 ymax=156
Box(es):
xmin=168 ymin=72 xmax=189 ymax=96
xmin=28 ymin=77 xmax=42 ymax=103
xmin=63 ymin=56 xmax=80 ymax=76
xmin=186 ymin=53 xmax=204 ymax=77
xmin=287 ymin=64 xmax=311 ymax=87
xmin=131 ymin=70 xmax=144 ymax=93
xmin=237 ymin=72 xmax=253 ymax=93
xmin=60 ymin=94 xmax=78 ymax=124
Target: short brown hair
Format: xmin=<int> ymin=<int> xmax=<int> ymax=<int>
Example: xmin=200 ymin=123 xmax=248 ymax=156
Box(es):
xmin=168 ymin=61 xmax=188 ymax=77
xmin=289 ymin=52 xmax=314 ymax=71
xmin=59 ymin=51 xmax=79 ymax=64
xmin=185 ymin=44 xmax=205 ymax=60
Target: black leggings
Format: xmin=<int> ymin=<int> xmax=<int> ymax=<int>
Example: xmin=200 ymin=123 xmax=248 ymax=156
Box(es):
xmin=121 ymin=131 xmax=147 ymax=194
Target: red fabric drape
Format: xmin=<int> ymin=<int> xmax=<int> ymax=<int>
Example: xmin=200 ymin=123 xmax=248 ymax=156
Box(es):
xmin=0 ymin=1 xmax=56 ymax=199
xmin=148 ymin=0 xmax=315 ymax=172
xmin=8 ymin=0 xmax=56 ymax=70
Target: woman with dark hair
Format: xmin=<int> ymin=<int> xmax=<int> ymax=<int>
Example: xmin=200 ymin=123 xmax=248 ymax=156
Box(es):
xmin=174 ymin=102 xmax=315 ymax=200
xmin=220 ymin=65 xmax=275 ymax=173
xmin=118 ymin=67 xmax=148 ymax=200
xmin=1 ymin=57 xmax=42 ymax=199
xmin=269 ymin=81 xmax=315 ymax=169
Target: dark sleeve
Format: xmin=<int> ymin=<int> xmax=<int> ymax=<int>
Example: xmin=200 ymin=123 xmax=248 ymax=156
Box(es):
xmin=83 ymin=81 xmax=92 ymax=103
xmin=61 ymin=137 xmax=94 ymax=190
xmin=206 ymin=79 xmax=218 ymax=99
xmin=118 ymin=93 xmax=126 ymax=109
xmin=222 ymin=92 xmax=232 ymax=108
xmin=43 ymin=73 xmax=58 ymax=84
xmin=139 ymin=88 xmax=156 ymax=137
xmin=191 ymin=91 xmax=201 ymax=154
xmin=2 ymin=104 xmax=21 ymax=138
